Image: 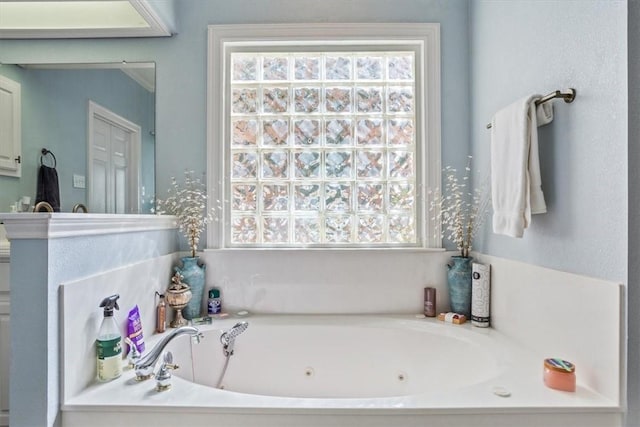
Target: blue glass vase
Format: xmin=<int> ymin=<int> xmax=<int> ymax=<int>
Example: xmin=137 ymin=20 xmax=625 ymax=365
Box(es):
xmin=447 ymin=256 xmax=473 ymax=317
xmin=175 ymin=256 xmax=206 ymax=320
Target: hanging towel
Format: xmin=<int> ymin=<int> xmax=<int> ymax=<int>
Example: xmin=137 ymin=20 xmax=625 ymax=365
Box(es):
xmin=537 ymin=101 xmax=554 ymax=127
xmin=490 ymin=95 xmax=548 ymax=238
xmin=36 ymin=165 xmax=61 ymax=212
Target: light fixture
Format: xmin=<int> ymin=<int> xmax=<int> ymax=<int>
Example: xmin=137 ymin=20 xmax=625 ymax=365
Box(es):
xmin=0 ymin=0 xmax=172 ymax=38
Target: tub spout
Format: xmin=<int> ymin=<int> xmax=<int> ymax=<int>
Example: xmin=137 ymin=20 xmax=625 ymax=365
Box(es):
xmin=134 ymin=326 xmax=203 ymax=380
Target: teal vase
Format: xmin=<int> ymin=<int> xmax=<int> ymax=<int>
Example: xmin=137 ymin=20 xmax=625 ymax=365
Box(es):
xmin=447 ymin=256 xmax=473 ymax=317
xmin=175 ymin=256 xmax=206 ymax=320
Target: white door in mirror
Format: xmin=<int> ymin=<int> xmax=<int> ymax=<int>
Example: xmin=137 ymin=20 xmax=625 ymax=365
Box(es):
xmin=87 ymin=101 xmax=141 ymax=214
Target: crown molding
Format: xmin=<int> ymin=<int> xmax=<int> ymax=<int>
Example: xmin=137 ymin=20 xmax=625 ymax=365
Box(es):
xmin=0 ymin=213 xmax=176 ymax=241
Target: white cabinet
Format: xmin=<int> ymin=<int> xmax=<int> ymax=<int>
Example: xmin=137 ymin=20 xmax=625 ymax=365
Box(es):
xmin=0 ymin=75 xmax=21 ymax=178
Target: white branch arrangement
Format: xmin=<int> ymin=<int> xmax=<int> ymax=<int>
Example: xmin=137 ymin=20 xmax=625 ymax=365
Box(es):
xmin=430 ymin=157 xmax=490 ymax=258
xmin=156 ymin=170 xmax=219 ymax=258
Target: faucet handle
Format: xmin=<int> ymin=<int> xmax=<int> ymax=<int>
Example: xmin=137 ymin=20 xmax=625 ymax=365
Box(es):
xmin=124 ymin=337 xmax=141 ymax=368
xmin=192 ymin=332 xmax=205 ymax=344
xmin=162 ymin=350 xmax=179 ymax=370
xmin=156 ymin=351 xmax=178 ymax=392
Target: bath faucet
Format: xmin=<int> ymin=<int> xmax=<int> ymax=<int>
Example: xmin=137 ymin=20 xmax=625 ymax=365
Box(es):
xmin=133 ymin=325 xmax=203 ymax=380
xmin=72 ymin=203 xmax=88 ymax=213
xmin=33 ymin=201 xmax=53 ymax=212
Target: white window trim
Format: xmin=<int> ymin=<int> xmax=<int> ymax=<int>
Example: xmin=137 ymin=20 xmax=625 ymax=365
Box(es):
xmin=207 ymin=23 xmax=441 ymax=249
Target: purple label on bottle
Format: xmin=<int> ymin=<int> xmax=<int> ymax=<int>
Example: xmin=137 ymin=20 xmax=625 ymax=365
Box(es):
xmin=208 ymin=298 xmax=221 ymax=314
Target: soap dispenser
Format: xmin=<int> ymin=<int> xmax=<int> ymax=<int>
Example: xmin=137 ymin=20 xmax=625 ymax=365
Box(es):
xmin=97 ymin=294 xmax=123 ymax=382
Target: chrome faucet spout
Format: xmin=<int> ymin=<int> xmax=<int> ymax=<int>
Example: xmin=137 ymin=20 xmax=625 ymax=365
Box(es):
xmin=72 ymin=203 xmax=88 ymax=213
xmin=33 ymin=201 xmax=53 ymax=212
xmin=134 ymin=325 xmax=202 ymax=380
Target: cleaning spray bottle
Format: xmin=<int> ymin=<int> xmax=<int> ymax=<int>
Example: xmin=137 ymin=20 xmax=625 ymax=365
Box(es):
xmin=97 ymin=294 xmax=123 ymax=381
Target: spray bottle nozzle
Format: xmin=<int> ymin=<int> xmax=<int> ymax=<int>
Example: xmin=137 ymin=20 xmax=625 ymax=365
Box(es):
xmin=99 ymin=294 xmax=120 ymax=316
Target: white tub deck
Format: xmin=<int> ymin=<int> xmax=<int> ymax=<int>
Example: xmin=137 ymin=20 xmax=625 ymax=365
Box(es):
xmin=62 ymin=315 xmax=621 ymax=427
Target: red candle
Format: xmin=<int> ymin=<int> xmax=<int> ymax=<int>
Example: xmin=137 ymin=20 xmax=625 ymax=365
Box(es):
xmin=543 ymin=358 xmax=576 ymax=392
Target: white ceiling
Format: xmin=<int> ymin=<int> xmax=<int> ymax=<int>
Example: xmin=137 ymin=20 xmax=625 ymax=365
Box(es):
xmin=0 ymin=0 xmax=171 ymax=38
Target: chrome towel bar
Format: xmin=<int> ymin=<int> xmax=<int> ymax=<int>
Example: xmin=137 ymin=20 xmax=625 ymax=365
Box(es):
xmin=486 ymin=88 xmax=576 ymax=129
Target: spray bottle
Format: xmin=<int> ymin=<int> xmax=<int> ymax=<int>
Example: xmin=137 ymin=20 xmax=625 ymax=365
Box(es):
xmin=97 ymin=294 xmax=123 ymax=381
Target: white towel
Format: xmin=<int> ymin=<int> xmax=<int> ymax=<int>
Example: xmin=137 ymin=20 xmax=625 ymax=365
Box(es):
xmin=491 ymin=95 xmax=548 ymax=238
xmin=537 ymin=101 xmax=554 ymax=126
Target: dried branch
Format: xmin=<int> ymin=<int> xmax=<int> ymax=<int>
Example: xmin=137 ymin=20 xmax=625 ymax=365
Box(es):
xmin=430 ymin=157 xmax=490 ymax=257
xmin=155 ymin=170 xmax=220 ymax=258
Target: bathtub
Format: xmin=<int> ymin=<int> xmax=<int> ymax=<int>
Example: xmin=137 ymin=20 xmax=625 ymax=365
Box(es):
xmin=62 ymin=315 xmax=621 ymax=427
xmin=187 ymin=315 xmax=500 ymax=398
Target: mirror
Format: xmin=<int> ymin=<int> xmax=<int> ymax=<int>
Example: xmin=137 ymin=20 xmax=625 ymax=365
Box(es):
xmin=0 ymin=62 xmax=155 ymax=214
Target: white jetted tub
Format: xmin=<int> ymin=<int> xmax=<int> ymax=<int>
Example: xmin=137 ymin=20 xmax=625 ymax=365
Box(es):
xmin=188 ymin=315 xmax=500 ymax=398
xmin=62 ymin=315 xmax=621 ymax=427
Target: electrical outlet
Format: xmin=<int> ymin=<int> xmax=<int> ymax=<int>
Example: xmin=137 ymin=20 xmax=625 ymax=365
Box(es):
xmin=73 ymin=174 xmax=86 ymax=189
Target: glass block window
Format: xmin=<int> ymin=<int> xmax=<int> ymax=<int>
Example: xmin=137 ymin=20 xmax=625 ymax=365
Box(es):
xmin=229 ymin=52 xmax=417 ymax=246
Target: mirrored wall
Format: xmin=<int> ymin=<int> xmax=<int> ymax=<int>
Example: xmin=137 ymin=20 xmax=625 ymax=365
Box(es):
xmin=0 ymin=62 xmax=155 ymax=213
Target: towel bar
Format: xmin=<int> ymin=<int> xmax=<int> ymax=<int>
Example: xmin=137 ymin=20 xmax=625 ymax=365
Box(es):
xmin=486 ymin=88 xmax=576 ymax=129
xmin=40 ymin=148 xmax=57 ymax=168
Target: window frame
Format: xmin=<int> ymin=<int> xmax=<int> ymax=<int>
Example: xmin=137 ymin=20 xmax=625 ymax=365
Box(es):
xmin=207 ymin=23 xmax=441 ymax=249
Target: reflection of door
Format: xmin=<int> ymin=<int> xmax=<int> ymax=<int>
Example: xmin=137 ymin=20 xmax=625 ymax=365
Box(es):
xmin=87 ymin=101 xmax=140 ymax=213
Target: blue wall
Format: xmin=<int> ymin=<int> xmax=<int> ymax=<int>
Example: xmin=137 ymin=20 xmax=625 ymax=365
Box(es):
xmin=0 ymin=0 xmax=472 ymax=221
xmin=9 ymin=228 xmax=177 ymax=426
xmin=470 ymin=1 xmax=627 ymax=283
xmin=0 ymin=65 xmax=155 ymax=213
xmin=154 ymin=0 xmax=471 ymax=193
xmin=471 ymin=0 xmax=630 ymax=424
